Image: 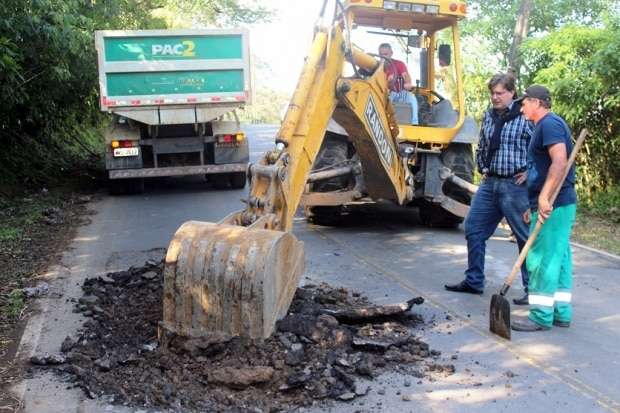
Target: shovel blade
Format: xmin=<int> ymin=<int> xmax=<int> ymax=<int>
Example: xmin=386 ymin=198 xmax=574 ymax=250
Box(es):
xmin=489 ymin=294 xmax=511 ymax=340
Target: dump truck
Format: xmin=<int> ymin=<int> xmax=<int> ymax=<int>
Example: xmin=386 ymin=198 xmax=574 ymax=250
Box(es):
xmin=162 ymin=0 xmax=479 ymax=341
xmin=95 ymin=29 xmax=251 ymax=194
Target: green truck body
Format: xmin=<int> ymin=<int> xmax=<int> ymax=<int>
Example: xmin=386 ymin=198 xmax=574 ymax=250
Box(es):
xmin=94 ymin=29 xmax=251 ymax=194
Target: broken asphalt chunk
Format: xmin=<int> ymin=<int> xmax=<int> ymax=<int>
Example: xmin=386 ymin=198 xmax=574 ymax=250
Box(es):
xmin=30 ymin=353 xmax=66 ymax=365
xmin=321 ymin=297 xmax=424 ymax=324
xmin=208 ymin=366 xmax=274 ymax=389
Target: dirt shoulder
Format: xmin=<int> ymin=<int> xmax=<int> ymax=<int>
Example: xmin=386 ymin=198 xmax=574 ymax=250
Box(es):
xmin=0 ymin=188 xmax=97 ymax=411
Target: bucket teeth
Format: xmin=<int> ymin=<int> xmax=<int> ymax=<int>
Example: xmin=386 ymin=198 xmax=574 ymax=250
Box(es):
xmin=163 ymin=221 xmax=304 ymax=340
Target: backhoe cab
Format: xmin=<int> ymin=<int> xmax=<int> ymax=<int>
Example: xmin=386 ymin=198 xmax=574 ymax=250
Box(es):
xmin=304 ymin=0 xmax=477 ymax=227
xmin=161 ymin=0 xmax=478 ymax=343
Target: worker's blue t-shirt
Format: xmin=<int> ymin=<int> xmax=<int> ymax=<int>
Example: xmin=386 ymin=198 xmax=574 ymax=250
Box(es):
xmin=527 ymin=112 xmax=577 ymax=210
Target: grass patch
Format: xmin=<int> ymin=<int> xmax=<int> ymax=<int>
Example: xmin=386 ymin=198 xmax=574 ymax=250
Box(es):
xmin=572 ymin=185 xmax=620 ymax=255
xmin=0 ymin=227 xmax=22 ymax=242
xmin=3 ymin=290 xmax=25 ymax=321
xmin=0 ymin=190 xmax=66 ymax=323
xmin=572 ymin=211 xmax=620 ymax=256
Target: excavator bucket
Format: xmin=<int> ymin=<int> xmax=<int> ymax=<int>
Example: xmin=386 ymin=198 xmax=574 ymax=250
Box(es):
xmin=162 ymin=221 xmax=304 ymax=340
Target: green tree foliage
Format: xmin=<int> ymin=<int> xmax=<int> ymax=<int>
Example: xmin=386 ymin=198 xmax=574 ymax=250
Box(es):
xmin=460 ymin=37 xmax=502 ymax=122
xmin=0 ymin=0 xmax=102 ymax=188
xmin=463 ymin=0 xmax=611 ymax=67
xmin=521 ymin=20 xmax=620 ymax=201
xmin=161 ymin=0 xmax=272 ymax=27
xmin=0 ymin=0 xmax=271 ymax=191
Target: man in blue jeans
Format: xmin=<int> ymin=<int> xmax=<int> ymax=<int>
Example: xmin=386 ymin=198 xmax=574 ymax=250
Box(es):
xmin=445 ymin=73 xmax=532 ymax=304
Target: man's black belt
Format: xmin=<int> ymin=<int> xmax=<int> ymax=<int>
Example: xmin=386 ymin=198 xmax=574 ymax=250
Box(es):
xmin=487 ymin=173 xmax=514 ymax=178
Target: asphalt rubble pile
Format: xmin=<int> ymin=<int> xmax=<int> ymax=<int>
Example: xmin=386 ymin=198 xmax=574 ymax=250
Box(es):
xmin=30 ymin=260 xmax=456 ymax=412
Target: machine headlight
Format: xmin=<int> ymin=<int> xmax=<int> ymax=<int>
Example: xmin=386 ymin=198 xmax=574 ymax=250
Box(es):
xmin=384 ymin=1 xmax=397 ymax=9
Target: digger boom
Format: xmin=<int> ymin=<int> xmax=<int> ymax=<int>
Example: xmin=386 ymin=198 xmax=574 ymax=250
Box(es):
xmin=163 ymin=2 xmax=474 ymax=341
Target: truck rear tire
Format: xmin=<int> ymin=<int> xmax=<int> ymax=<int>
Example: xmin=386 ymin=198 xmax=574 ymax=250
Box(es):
xmin=109 ymin=178 xmax=144 ymax=195
xmin=210 ymin=172 xmax=246 ymax=190
xmin=211 ymin=174 xmax=229 ymax=189
xmin=230 ymin=172 xmax=247 ymax=189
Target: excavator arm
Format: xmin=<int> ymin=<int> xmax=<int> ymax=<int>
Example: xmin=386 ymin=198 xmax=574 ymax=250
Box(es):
xmin=162 ymin=21 xmax=414 ymax=341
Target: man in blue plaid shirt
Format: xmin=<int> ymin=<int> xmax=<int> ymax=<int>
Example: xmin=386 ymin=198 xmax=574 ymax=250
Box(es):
xmin=445 ymin=73 xmax=532 ymax=305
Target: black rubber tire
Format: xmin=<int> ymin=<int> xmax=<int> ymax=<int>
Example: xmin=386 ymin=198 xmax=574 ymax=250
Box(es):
xmin=108 ymin=178 xmax=144 ymax=195
xmin=211 ymin=174 xmax=229 ymax=189
xmin=229 ymin=171 xmax=247 ymax=189
xmin=418 ymin=200 xmax=463 ymax=228
xmin=305 ymin=206 xmax=344 ymax=226
xmin=305 ymin=133 xmax=350 ymax=225
xmin=312 ymin=134 xmax=350 ymax=192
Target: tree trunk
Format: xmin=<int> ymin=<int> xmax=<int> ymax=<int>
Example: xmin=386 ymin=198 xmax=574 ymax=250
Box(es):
xmin=507 ymin=0 xmax=533 ymax=78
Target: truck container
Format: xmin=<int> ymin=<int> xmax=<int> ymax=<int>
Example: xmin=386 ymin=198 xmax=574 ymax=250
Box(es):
xmin=95 ymin=29 xmax=251 ymax=194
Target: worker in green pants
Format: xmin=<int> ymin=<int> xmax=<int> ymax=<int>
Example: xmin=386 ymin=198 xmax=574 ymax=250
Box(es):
xmin=512 ymin=85 xmax=577 ymax=332
xmin=524 ymin=205 xmax=575 ymax=327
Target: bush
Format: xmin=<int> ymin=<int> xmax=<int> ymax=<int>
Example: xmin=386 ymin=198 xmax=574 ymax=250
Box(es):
xmin=579 ymin=185 xmax=620 ymax=222
xmin=522 ymin=20 xmax=620 ymax=204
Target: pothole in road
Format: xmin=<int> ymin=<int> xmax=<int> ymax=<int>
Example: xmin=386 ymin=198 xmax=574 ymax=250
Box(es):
xmin=30 ymin=261 xmax=456 ymax=412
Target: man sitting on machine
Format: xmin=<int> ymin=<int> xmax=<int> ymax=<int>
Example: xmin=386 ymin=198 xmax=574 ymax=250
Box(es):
xmin=378 ymin=43 xmax=419 ymax=125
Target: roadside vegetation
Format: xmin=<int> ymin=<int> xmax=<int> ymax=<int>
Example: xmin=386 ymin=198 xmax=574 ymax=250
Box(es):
xmin=0 ymin=190 xmax=84 ymax=327
xmin=573 ymin=186 xmax=620 ymax=255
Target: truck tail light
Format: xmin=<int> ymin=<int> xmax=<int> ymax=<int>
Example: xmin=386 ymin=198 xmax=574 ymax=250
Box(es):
xmin=111 ymin=140 xmax=138 ymax=148
xmin=218 ymin=134 xmax=235 ymax=143
xmin=236 ymin=133 xmax=245 ymax=142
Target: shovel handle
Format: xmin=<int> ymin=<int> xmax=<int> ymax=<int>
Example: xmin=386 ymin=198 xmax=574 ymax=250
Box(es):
xmin=503 ymin=128 xmax=588 ymax=288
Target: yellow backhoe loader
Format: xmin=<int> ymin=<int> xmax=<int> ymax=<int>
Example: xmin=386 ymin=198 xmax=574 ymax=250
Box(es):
xmin=162 ymin=0 xmax=479 ymax=342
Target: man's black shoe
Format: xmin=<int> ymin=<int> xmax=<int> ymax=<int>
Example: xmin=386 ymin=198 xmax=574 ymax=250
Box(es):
xmin=553 ymin=320 xmax=570 ymax=328
xmin=511 ymin=317 xmax=550 ymax=332
xmin=444 ymin=280 xmax=483 ymax=295
xmin=512 ymin=293 xmax=528 ymax=306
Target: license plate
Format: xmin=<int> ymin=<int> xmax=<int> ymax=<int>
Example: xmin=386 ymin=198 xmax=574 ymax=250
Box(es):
xmin=113 ymin=147 xmax=139 ymax=157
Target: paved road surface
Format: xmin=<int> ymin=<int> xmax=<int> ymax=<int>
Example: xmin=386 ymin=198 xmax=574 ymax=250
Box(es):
xmin=11 ymin=124 xmax=620 ymax=413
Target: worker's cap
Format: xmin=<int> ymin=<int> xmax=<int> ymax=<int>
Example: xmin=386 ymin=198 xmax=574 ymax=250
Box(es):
xmin=515 ymin=85 xmax=551 ymax=105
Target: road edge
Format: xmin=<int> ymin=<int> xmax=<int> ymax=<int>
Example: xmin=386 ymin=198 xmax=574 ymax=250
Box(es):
xmin=9 ymin=263 xmax=69 ymax=403
xmin=571 ymin=241 xmax=620 ymax=262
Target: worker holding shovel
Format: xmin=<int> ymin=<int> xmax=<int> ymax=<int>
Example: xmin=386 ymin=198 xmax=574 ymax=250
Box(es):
xmin=511 ymin=85 xmax=577 ymax=332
